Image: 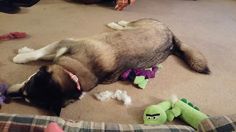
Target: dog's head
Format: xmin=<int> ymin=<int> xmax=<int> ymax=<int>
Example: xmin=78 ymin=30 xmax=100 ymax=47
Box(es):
xmin=7 ymin=65 xmax=82 ymax=116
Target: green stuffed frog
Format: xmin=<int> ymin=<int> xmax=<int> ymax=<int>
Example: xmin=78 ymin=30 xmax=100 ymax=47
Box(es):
xmin=143 ymin=97 xmax=208 ymax=129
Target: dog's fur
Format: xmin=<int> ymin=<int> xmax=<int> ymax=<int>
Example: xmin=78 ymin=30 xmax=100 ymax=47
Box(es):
xmin=7 ymin=18 xmax=209 ymax=115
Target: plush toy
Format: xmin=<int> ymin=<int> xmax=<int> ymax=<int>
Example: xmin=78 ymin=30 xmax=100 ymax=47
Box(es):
xmin=0 ymin=32 xmax=27 ymax=41
xmin=45 ymin=122 xmax=63 ymax=132
xmin=143 ymin=97 xmax=208 ymax=129
xmin=0 ymin=84 xmax=8 ymax=105
xmin=120 ymin=64 xmax=162 ymax=89
xmin=94 ymin=90 xmax=132 ymax=105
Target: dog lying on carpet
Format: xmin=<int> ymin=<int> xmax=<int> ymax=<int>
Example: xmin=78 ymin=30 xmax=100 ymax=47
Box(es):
xmin=7 ymin=18 xmax=209 ymax=115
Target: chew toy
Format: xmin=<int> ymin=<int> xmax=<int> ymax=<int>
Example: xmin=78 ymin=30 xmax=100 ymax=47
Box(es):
xmin=0 ymin=32 xmax=27 ymax=41
xmin=94 ymin=90 xmax=132 ymax=105
xmin=143 ymin=97 xmax=208 ymax=129
xmin=120 ymin=64 xmax=161 ymax=89
xmin=45 ymin=122 xmax=64 ymax=132
xmin=0 ymin=84 xmax=8 ymax=105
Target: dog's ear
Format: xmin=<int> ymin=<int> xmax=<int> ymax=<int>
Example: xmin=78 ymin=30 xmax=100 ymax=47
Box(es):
xmin=39 ymin=65 xmax=48 ymax=72
xmin=39 ymin=65 xmax=52 ymax=75
xmin=36 ymin=66 xmax=52 ymax=82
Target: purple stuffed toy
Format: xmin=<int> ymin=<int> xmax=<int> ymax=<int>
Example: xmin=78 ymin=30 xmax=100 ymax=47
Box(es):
xmin=0 ymin=84 xmax=8 ymax=105
xmin=120 ymin=64 xmax=162 ymax=89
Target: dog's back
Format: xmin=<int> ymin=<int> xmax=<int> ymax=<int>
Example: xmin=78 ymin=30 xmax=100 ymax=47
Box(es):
xmin=57 ymin=18 xmax=209 ymax=87
xmin=55 ymin=19 xmax=173 ymax=84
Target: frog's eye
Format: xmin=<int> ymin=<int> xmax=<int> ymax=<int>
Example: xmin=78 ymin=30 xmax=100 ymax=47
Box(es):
xmin=147 ymin=116 xmax=152 ymax=120
xmin=153 ymin=116 xmax=159 ymax=120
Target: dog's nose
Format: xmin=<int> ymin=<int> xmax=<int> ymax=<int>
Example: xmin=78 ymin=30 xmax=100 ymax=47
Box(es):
xmin=7 ymin=83 xmax=24 ymax=93
xmin=7 ymin=83 xmax=25 ymax=99
xmin=7 ymin=92 xmax=23 ymax=99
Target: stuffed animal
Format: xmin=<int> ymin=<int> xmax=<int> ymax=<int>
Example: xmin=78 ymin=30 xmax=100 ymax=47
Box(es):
xmin=0 ymin=32 xmax=27 ymax=41
xmin=0 ymin=84 xmax=8 ymax=105
xmin=120 ymin=64 xmax=162 ymax=89
xmin=143 ymin=97 xmax=208 ymax=129
xmin=45 ymin=122 xmax=63 ymax=132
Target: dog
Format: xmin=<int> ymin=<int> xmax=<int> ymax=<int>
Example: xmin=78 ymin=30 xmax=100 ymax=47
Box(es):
xmin=7 ymin=18 xmax=210 ymax=115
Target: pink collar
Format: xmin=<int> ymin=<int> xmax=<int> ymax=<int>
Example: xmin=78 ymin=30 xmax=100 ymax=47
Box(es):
xmin=64 ymin=69 xmax=81 ymax=91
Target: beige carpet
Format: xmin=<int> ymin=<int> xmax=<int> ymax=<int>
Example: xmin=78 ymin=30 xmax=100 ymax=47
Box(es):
xmin=0 ymin=0 xmax=236 ymax=124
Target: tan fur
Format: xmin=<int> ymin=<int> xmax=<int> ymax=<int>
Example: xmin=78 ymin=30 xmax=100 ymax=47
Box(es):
xmin=173 ymin=36 xmax=209 ymax=73
xmin=11 ymin=18 xmax=209 ymax=93
xmin=48 ymin=65 xmax=75 ymax=92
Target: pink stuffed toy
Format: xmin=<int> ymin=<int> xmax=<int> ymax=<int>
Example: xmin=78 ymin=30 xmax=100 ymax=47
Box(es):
xmin=45 ymin=122 xmax=64 ymax=132
xmin=0 ymin=32 xmax=27 ymax=41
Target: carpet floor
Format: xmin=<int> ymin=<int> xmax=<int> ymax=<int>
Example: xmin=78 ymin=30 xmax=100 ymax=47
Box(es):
xmin=0 ymin=0 xmax=235 ymax=124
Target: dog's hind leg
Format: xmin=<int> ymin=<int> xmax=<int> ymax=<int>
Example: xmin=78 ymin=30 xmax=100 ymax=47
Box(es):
xmin=13 ymin=41 xmax=60 ymax=64
xmin=117 ymin=20 xmax=130 ymax=27
xmin=107 ymin=20 xmax=130 ymax=30
xmin=53 ymin=47 xmax=69 ymax=61
xmin=39 ymin=47 xmax=69 ymax=61
xmin=107 ymin=22 xmax=124 ymax=30
xmin=17 ymin=47 xmax=35 ymax=54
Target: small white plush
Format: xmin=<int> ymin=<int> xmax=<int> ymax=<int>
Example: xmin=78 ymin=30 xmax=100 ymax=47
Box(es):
xmin=94 ymin=91 xmax=114 ymax=102
xmin=94 ymin=90 xmax=132 ymax=105
xmin=112 ymin=90 xmax=132 ymax=105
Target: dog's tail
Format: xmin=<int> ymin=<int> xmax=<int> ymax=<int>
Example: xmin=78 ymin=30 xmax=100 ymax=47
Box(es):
xmin=172 ymin=35 xmax=210 ymax=74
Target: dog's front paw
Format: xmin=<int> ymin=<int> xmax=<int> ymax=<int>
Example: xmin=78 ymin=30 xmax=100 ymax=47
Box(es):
xmin=18 ymin=47 xmax=35 ymax=54
xmin=13 ymin=54 xmax=30 ymax=64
